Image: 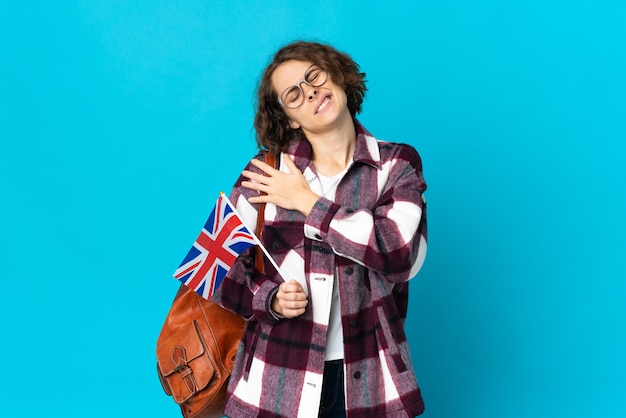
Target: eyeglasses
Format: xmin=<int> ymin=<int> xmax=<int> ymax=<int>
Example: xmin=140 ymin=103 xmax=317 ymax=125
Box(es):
xmin=278 ymin=64 xmax=328 ymax=109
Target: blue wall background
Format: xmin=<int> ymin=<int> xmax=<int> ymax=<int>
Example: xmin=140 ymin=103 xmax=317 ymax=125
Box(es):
xmin=1 ymin=1 xmax=625 ymax=417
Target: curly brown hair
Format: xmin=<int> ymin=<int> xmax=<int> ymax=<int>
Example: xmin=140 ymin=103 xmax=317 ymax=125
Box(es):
xmin=254 ymin=41 xmax=367 ymax=155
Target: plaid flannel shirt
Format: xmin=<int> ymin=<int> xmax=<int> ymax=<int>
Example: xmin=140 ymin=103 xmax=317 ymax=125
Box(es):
xmin=212 ymin=121 xmax=427 ymax=418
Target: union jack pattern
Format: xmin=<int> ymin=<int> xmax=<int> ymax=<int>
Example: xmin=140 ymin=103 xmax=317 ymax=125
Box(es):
xmin=174 ymin=194 xmax=257 ymax=299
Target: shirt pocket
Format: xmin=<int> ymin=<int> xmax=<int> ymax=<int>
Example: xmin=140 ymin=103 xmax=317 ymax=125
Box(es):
xmin=376 ymin=305 xmax=408 ymax=373
xmin=261 ymin=221 xmax=305 ymax=258
xmin=243 ymin=323 xmax=262 ymax=381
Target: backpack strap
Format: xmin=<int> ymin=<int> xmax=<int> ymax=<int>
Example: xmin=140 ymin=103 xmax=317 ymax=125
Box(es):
xmin=254 ymin=151 xmax=277 ymax=274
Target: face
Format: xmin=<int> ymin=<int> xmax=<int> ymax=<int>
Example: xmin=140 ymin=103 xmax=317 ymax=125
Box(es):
xmin=271 ymin=60 xmax=350 ymax=136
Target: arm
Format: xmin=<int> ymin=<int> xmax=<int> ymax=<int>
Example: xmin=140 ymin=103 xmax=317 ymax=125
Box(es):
xmin=307 ymin=144 xmax=427 ymax=282
xmin=211 ymin=152 xmax=308 ymax=321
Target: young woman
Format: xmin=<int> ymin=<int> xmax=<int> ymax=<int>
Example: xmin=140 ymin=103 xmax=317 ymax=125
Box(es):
xmin=212 ymin=41 xmax=428 ymax=418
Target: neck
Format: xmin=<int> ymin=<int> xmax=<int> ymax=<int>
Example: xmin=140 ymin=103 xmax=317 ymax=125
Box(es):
xmin=306 ymin=117 xmax=356 ymax=176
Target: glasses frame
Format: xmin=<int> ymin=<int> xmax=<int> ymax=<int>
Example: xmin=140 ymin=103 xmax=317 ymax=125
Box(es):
xmin=278 ymin=64 xmax=329 ymax=109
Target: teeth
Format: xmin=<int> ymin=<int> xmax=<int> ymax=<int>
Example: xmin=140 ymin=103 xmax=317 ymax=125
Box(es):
xmin=317 ymin=97 xmax=330 ymax=113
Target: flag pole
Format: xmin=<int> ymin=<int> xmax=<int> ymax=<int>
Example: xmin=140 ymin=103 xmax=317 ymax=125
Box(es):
xmin=221 ymin=193 xmax=287 ymax=282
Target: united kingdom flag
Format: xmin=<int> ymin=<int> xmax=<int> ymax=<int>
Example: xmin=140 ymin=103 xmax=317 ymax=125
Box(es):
xmin=173 ymin=193 xmax=257 ymax=299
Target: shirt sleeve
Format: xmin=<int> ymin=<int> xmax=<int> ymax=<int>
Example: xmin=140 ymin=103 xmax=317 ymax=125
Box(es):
xmin=303 ymin=143 xmax=427 ymax=283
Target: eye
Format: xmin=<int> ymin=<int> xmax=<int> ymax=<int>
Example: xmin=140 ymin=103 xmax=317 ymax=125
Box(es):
xmin=283 ymin=86 xmax=302 ymax=104
xmin=306 ymin=68 xmax=321 ymax=83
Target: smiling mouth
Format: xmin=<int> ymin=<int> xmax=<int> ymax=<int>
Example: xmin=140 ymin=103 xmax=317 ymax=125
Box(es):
xmin=316 ymin=96 xmax=331 ymax=113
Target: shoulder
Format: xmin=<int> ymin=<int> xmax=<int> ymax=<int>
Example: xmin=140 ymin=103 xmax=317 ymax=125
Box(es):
xmin=376 ymin=139 xmax=423 ymax=169
xmin=355 ymin=121 xmax=422 ymax=168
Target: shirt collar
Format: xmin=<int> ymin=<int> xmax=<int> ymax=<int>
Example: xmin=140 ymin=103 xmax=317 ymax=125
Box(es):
xmin=286 ymin=119 xmax=382 ymax=173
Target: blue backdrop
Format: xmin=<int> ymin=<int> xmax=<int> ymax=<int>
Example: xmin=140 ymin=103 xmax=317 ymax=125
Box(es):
xmin=1 ymin=1 xmax=625 ymax=417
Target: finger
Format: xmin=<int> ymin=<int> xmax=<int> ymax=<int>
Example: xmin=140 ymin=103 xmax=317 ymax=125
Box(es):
xmin=282 ymin=308 xmax=306 ymax=319
xmin=280 ymin=291 xmax=307 ymax=302
xmin=288 ymin=279 xmax=306 ymax=292
xmin=281 ymin=302 xmax=308 ymax=315
xmin=281 ymin=298 xmax=308 ymax=308
xmin=250 ymin=158 xmax=279 ymax=176
xmin=287 ymin=279 xmax=304 ymax=289
xmin=277 ymin=285 xmax=306 ymax=300
xmin=241 ymin=180 xmax=270 ymax=193
xmin=281 ymin=280 xmax=298 ymax=290
xmin=242 ymin=170 xmax=269 ymax=184
xmin=278 ymin=286 xmax=298 ymax=297
xmin=281 ymin=281 xmax=305 ymax=294
xmin=241 ymin=180 xmax=257 ymax=191
xmin=247 ymin=194 xmax=270 ymax=204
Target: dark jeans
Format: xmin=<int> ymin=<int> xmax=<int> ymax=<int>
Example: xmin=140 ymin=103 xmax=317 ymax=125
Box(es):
xmin=319 ymin=360 xmax=346 ymax=417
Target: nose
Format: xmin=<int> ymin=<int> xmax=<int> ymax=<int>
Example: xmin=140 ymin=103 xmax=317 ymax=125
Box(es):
xmin=305 ymin=88 xmax=318 ymax=101
xmin=298 ymin=80 xmax=318 ymax=101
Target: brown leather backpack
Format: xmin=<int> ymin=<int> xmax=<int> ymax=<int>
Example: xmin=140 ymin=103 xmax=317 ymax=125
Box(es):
xmin=156 ymin=285 xmax=244 ymax=418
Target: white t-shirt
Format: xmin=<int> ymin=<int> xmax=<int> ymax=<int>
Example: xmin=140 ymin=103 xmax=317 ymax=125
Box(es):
xmin=318 ymin=167 xmax=348 ymax=361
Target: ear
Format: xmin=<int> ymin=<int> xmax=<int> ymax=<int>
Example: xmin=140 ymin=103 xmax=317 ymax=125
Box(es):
xmin=288 ymin=119 xmax=301 ymax=129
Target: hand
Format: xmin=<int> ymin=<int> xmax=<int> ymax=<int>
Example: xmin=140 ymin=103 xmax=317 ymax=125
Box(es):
xmin=241 ymin=154 xmax=319 ymax=216
xmin=271 ymin=279 xmax=308 ymax=319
